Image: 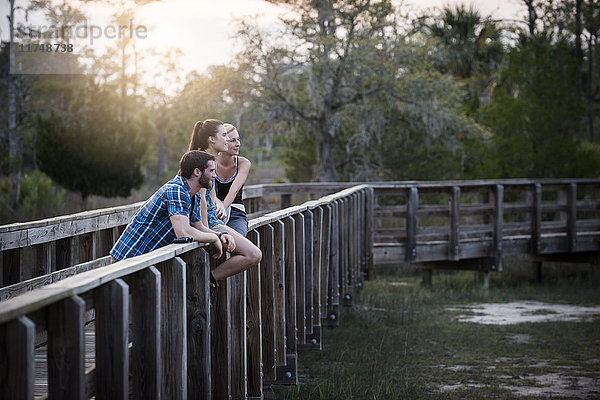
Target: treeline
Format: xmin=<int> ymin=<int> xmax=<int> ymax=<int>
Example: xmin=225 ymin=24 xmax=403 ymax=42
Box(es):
xmin=1 ymin=0 xmax=599 ymax=224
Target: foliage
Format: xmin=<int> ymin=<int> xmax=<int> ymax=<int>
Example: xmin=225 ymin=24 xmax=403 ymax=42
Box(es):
xmin=36 ymin=85 xmax=146 ymax=198
xmin=478 ymin=33 xmax=599 ymax=178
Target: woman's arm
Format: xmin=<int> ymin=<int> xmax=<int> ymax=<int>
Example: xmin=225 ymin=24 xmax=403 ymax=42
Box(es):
xmin=222 ymin=156 xmax=251 ymax=209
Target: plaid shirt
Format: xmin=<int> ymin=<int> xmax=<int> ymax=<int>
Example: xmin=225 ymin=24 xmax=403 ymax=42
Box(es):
xmin=110 ymin=175 xmax=201 ymax=261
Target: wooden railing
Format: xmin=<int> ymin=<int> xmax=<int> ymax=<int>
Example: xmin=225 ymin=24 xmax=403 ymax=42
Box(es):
xmin=0 ymin=184 xmax=374 ymax=399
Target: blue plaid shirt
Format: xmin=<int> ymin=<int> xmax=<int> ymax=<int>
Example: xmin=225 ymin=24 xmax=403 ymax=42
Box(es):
xmin=110 ymin=175 xmax=202 ymax=260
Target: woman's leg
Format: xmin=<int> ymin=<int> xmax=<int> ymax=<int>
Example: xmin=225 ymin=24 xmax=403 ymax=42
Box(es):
xmin=211 ymin=224 xmax=261 ymax=280
xmin=226 ymin=208 xmax=249 ymax=237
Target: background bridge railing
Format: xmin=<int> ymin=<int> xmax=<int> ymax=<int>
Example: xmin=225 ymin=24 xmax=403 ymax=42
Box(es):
xmin=0 ymin=184 xmax=374 ymax=399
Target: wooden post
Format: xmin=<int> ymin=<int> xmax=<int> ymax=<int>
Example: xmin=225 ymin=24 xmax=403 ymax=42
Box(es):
xmin=48 ymin=295 xmax=85 ymax=400
xmin=55 ymin=237 xmax=72 ymax=271
xmin=78 ymin=232 xmax=96 ymax=264
xmin=406 ymin=188 xmax=418 ymax=263
xmin=246 ymin=229 xmax=263 ymax=399
xmin=293 ymin=213 xmax=306 ymax=344
xmin=340 ymin=198 xmax=351 ymax=306
xmin=273 ymin=220 xmax=286 ymax=367
xmin=302 ymin=210 xmax=314 ymax=334
xmin=95 ymin=279 xmax=129 ymax=400
xmin=182 ymin=247 xmax=212 ymax=400
xmin=531 ymin=184 xmax=542 ymax=254
xmin=567 ymin=183 xmax=578 ymax=252
xmin=366 ymin=188 xmax=375 ymax=281
xmin=422 ymin=269 xmax=432 ymax=286
xmin=0 ymin=316 xmax=35 ymax=399
xmin=33 ymin=243 xmax=52 ymax=278
xmin=130 ymin=266 xmax=162 ymax=400
xmin=229 ymin=269 xmax=247 ymax=400
xmin=312 ymin=207 xmax=322 ymax=330
xmin=326 ymin=201 xmax=340 ymax=326
xmin=157 ymin=258 xmax=187 ymax=400
xmin=283 ymin=217 xmax=297 ymax=355
xmin=281 ymin=194 xmax=292 ymax=209
xmin=211 ymin=256 xmax=231 ymax=400
xmin=258 ymin=224 xmax=276 ymax=381
xmin=97 ymin=228 xmax=117 ymax=257
xmin=492 ymin=184 xmax=504 ymax=272
xmin=320 ymin=205 xmax=331 ymax=326
xmin=449 ymin=186 xmax=460 ymax=261
xmin=2 ymin=249 xmax=22 ymax=286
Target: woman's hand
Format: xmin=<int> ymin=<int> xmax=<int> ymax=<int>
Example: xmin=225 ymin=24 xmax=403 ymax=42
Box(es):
xmin=215 ymin=198 xmax=227 ymax=220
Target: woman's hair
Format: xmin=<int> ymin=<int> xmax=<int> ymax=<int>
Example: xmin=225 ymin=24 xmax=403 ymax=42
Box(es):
xmin=178 ymin=150 xmax=215 ymax=179
xmin=223 ymin=123 xmax=237 ymax=134
xmin=188 ymin=119 xmax=224 ymax=151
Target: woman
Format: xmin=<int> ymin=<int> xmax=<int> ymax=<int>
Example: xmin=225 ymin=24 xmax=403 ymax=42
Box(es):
xmin=215 ymin=123 xmax=251 ymax=237
xmin=188 ymin=119 xmax=261 ymax=280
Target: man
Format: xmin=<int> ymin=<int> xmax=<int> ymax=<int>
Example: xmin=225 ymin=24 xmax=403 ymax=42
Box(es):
xmin=111 ymin=150 xmax=256 ymax=282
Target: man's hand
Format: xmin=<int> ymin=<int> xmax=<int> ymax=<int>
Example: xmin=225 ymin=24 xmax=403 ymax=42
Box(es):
xmin=215 ymin=198 xmax=227 ymax=220
xmin=209 ymin=234 xmax=223 ymax=259
xmin=220 ymin=233 xmax=236 ymax=252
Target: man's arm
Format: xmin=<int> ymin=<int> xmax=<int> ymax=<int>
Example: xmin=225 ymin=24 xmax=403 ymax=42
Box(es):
xmin=170 ymin=214 xmax=223 ymax=258
xmin=193 ymin=221 xmax=236 ymax=252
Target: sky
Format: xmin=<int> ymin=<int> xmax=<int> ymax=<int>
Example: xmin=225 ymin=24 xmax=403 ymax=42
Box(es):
xmin=1 ymin=0 xmax=525 ymax=77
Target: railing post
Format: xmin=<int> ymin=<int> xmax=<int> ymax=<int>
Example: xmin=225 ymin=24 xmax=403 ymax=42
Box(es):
xmin=281 ymin=194 xmax=292 ymax=209
xmin=55 ymin=237 xmax=72 ymax=270
xmin=567 ymin=183 xmax=578 ymax=252
xmin=406 ymin=188 xmax=418 ymax=263
xmin=449 ymin=186 xmax=460 ymax=261
xmin=327 ymin=201 xmax=340 ymax=325
xmin=78 ymin=232 xmax=96 ymax=264
xmin=95 ymin=278 xmax=129 ymax=400
xmin=308 ymin=206 xmax=322 ymax=349
xmin=130 ymin=266 xmax=162 ymax=400
xmin=211 ymin=254 xmax=231 ymax=400
xmin=302 ymin=210 xmax=314 ymax=336
xmin=532 ymin=184 xmax=542 ymax=254
xmin=48 ymin=295 xmax=85 ymax=400
xmin=246 ymin=229 xmax=263 ymax=399
xmin=258 ymin=224 xmax=276 ymax=381
xmin=492 ymin=185 xmax=504 ymax=271
xmin=340 ymin=198 xmax=351 ymax=305
xmin=33 ymin=243 xmax=52 ymax=278
xmin=2 ymin=248 xmax=22 ymax=286
xmin=0 ymin=316 xmax=35 ymax=399
xmin=272 ymin=221 xmax=286 ymax=367
xmin=320 ymin=205 xmax=332 ymax=327
xmin=292 ymin=213 xmax=306 ymax=345
xmin=182 ymin=247 xmax=212 ymax=400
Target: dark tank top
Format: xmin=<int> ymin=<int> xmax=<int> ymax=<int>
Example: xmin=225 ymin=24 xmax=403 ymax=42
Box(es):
xmin=215 ymin=157 xmax=244 ymax=205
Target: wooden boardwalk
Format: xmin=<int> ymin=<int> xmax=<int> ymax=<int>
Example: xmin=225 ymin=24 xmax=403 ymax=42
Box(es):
xmin=0 ymin=179 xmax=598 ymax=399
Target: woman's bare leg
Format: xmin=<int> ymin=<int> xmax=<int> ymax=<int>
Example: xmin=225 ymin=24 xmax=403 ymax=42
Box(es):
xmin=211 ymin=224 xmax=261 ymax=280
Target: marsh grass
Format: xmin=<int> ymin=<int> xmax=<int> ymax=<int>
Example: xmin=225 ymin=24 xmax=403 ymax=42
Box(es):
xmin=270 ymin=266 xmax=600 ymax=399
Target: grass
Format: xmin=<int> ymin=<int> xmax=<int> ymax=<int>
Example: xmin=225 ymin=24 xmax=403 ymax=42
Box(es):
xmin=269 ymin=265 xmax=600 ymax=399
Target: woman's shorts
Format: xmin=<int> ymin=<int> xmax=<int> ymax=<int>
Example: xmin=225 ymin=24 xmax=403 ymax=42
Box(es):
xmin=227 ymin=207 xmax=248 ymax=237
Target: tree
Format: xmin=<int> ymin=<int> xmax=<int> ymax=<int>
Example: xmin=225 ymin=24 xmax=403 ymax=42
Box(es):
xmin=237 ymin=0 xmax=402 ymax=181
xmin=36 ymin=83 xmax=146 ymax=199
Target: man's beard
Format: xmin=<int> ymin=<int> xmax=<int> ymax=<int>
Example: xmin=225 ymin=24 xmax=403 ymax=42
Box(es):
xmin=198 ymin=173 xmax=212 ymax=189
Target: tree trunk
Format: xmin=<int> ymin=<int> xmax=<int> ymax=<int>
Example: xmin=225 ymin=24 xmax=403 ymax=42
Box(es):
xmin=8 ymin=0 xmax=22 ymax=210
xmin=524 ymin=0 xmax=536 ymax=39
xmin=576 ymin=0 xmax=583 ymax=98
xmin=319 ymin=127 xmax=338 ymax=182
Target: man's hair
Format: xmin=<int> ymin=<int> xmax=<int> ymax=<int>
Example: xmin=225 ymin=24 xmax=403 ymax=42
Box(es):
xmin=188 ymin=119 xmax=224 ymax=151
xmin=178 ymin=150 xmax=215 ymax=179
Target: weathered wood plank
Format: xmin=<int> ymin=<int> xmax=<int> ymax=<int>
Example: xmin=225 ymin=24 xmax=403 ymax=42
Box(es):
xmin=320 ymin=205 xmax=331 ymax=326
xmin=406 ymin=188 xmax=418 ymax=262
xmin=211 ymin=254 xmax=231 ymax=400
xmin=78 ymin=233 xmax=96 ymax=265
xmin=449 ymin=186 xmax=460 ymax=261
xmin=567 ymin=183 xmax=578 ymax=252
xmin=283 ymin=216 xmax=297 ymax=354
xmin=273 ymin=220 xmax=286 ymax=366
xmin=311 ymin=207 xmax=322 ymax=327
xmin=258 ymin=224 xmax=276 ymax=381
xmin=246 ymin=229 xmax=262 ymax=399
xmin=130 ymin=266 xmax=161 ymax=400
xmin=33 ymin=243 xmax=52 ymax=279
xmin=181 ymin=247 xmax=211 ymax=400
xmin=2 ymin=248 xmax=22 ymax=286
xmin=48 ymin=295 xmax=85 ymax=400
xmin=302 ymin=210 xmax=314 ymax=333
xmin=532 ymin=184 xmax=542 ymax=254
xmin=293 ymin=213 xmax=306 ymax=344
xmin=229 ymin=268 xmax=247 ymax=400
xmin=94 ymin=279 xmax=129 ymax=400
xmin=55 ymin=237 xmax=72 ymax=271
xmin=0 ymin=316 xmax=35 ymax=399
